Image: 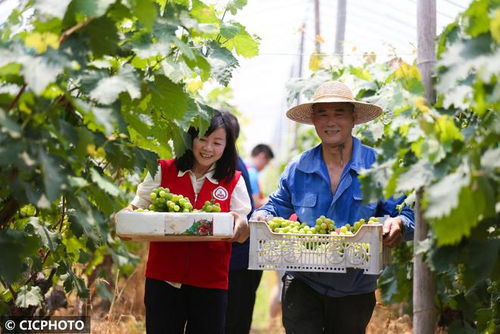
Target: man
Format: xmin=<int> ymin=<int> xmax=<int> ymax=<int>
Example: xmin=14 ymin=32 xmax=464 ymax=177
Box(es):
xmin=246 ymin=144 xmax=274 ymax=208
xmin=252 ymin=81 xmax=415 ymax=334
xmin=223 ymin=112 xmax=262 ymax=334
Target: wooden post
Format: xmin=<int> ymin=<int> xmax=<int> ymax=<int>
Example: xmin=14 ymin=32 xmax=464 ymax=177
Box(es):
xmin=292 ymin=22 xmax=306 ymax=151
xmin=334 ymin=0 xmax=347 ymax=62
xmin=314 ymin=0 xmax=321 ymax=53
xmin=414 ymin=1 xmax=437 ymax=333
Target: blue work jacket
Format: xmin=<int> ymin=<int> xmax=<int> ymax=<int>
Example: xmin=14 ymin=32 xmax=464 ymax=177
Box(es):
xmin=258 ymin=137 xmax=415 ymax=297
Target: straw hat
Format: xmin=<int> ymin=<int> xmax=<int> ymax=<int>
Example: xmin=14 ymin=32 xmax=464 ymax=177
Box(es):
xmin=286 ymin=81 xmax=383 ymax=125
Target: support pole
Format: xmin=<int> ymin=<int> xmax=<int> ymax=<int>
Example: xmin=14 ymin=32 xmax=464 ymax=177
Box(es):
xmin=414 ymin=1 xmax=437 ymax=333
xmin=334 ymin=0 xmax=347 ymax=61
xmin=314 ymin=0 xmax=321 ymax=53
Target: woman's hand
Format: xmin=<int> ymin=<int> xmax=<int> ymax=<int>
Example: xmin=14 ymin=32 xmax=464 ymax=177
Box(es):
xmin=230 ymin=212 xmax=249 ymax=243
xmin=113 ymin=205 xmax=138 ymax=241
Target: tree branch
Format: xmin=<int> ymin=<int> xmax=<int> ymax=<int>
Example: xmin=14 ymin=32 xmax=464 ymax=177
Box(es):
xmin=59 ymin=17 xmax=94 ymax=44
xmin=0 ymin=276 xmax=17 ymax=300
xmin=0 ymin=197 xmax=19 ymax=229
xmin=8 ymin=84 xmax=27 ymax=112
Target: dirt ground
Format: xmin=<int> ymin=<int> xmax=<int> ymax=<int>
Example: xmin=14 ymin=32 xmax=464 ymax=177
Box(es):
xmin=56 ymin=264 xmax=412 ymax=334
xmin=56 ymin=258 xmax=414 ymax=333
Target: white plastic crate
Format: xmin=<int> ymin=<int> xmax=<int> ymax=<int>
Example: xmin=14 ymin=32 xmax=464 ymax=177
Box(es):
xmin=115 ymin=211 xmax=234 ymax=241
xmin=248 ymin=220 xmax=385 ymax=275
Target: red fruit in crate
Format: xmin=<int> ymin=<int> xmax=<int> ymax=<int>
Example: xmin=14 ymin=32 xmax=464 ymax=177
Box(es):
xmin=197 ymin=223 xmax=210 ymax=236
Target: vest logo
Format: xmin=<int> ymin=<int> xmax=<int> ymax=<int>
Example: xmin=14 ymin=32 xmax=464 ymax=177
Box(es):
xmin=213 ymin=186 xmax=229 ymax=201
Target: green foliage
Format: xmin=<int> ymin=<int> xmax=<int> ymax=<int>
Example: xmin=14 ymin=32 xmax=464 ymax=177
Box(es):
xmin=0 ymin=0 xmax=257 ymax=316
xmin=285 ymin=0 xmax=499 ymax=330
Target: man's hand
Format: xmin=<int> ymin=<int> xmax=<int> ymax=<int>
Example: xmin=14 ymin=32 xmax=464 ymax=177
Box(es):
xmin=230 ymin=212 xmax=249 ymax=243
xmin=383 ymin=217 xmax=403 ymax=248
xmin=250 ymin=210 xmax=268 ymax=222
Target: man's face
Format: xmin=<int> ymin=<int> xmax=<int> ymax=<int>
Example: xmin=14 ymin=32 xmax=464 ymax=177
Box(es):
xmin=311 ymin=102 xmax=356 ymax=147
xmin=254 ymin=152 xmax=271 ymax=171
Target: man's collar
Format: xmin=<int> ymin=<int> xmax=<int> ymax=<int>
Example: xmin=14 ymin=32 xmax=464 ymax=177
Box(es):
xmin=349 ymin=137 xmax=363 ymax=174
xmin=297 ymin=137 xmax=363 ymax=174
xmin=177 ymin=165 xmax=218 ymax=184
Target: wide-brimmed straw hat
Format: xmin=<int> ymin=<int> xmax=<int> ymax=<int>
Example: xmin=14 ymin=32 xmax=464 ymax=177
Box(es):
xmin=286 ymin=81 xmax=383 ymax=125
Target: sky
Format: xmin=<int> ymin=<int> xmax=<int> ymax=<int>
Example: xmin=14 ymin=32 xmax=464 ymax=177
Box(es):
xmin=0 ymin=0 xmax=471 ymax=157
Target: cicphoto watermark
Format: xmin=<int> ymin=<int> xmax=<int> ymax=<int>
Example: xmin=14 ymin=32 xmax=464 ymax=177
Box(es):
xmin=1 ymin=316 xmax=90 ymax=333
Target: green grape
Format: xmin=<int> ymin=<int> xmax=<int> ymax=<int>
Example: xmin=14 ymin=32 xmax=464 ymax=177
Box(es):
xmin=145 ymin=187 xmax=195 ymax=212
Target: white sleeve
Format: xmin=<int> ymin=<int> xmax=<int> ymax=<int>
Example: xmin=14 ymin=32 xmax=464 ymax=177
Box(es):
xmin=130 ymin=166 xmax=161 ymax=209
xmin=230 ymin=177 xmax=252 ymax=222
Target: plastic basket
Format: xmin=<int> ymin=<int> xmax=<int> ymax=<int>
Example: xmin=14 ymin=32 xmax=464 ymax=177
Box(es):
xmin=248 ymin=220 xmax=385 ymax=275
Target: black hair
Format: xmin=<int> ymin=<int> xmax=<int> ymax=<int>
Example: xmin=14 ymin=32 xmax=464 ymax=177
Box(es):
xmin=223 ymin=111 xmax=240 ymax=139
xmin=175 ymin=110 xmax=237 ymax=182
xmin=251 ymin=144 xmax=274 ymax=159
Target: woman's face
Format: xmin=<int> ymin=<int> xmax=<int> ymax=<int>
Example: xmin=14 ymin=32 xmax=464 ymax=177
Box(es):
xmin=192 ymin=126 xmax=227 ymax=171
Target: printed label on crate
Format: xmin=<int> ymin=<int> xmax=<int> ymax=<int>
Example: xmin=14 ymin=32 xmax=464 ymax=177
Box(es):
xmin=164 ymin=216 xmax=214 ymax=236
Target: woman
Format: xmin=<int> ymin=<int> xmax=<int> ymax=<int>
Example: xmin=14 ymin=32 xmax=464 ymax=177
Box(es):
xmin=125 ymin=111 xmax=251 ymax=333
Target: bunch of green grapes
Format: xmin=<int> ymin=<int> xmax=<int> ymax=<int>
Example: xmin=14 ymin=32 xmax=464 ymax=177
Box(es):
xmin=267 ymin=216 xmax=337 ymax=235
xmin=201 ymin=199 xmax=221 ymax=212
xmin=145 ymin=187 xmax=194 ymax=212
xmin=314 ymin=215 xmax=336 ymax=234
xmin=267 ymin=217 xmax=309 ymax=234
xmin=350 ymin=216 xmax=380 ymax=234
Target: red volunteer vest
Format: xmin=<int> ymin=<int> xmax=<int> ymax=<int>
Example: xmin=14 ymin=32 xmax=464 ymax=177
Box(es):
xmin=145 ymin=159 xmax=241 ymax=290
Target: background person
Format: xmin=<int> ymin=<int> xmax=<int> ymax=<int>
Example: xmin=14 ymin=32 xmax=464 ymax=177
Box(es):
xmin=246 ymin=144 xmax=274 ymax=208
xmin=223 ymin=111 xmax=262 ymax=334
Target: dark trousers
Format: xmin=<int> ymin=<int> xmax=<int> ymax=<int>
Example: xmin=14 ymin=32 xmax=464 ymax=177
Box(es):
xmin=282 ymin=276 xmax=376 ymax=334
xmin=225 ymin=269 xmax=263 ymax=334
xmin=144 ymin=277 xmax=228 ymax=334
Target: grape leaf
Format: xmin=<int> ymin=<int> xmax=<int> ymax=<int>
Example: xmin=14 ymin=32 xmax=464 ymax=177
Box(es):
xmin=0 ymin=108 xmax=22 ymax=138
xmin=15 ymin=286 xmax=43 ymax=308
xmin=222 ymin=24 xmax=259 ymax=58
xmin=150 ymin=75 xmax=189 ymax=120
xmin=480 ymin=148 xmax=500 ymax=171
xmin=90 ymin=168 xmax=121 ymax=196
xmin=34 ymin=0 xmax=72 ymax=19
xmin=39 ymin=149 xmax=65 ymax=202
xmin=0 ymin=230 xmax=40 ymax=283
xmin=89 ymin=65 xmax=140 ymax=104
xmin=425 ymin=167 xmax=469 ymax=219
xmin=21 ymin=54 xmax=65 ymax=94
xmin=68 ymin=0 xmax=116 ymax=17
xmin=28 ymin=218 xmax=59 ymax=252
xmin=84 ymin=17 xmax=119 ymax=58
xmin=131 ymin=0 xmax=157 ymax=31
xmin=226 ymin=0 xmax=248 ymax=15
xmin=430 ymin=178 xmax=493 ymax=246
xmin=396 ymin=160 xmax=435 ymax=193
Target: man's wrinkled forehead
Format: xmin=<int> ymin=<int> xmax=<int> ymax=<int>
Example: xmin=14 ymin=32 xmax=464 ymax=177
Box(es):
xmin=312 ymin=102 xmax=355 ymax=113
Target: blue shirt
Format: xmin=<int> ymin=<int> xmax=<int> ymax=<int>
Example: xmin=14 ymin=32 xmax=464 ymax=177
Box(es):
xmin=246 ymin=164 xmax=260 ymax=196
xmin=258 ymin=137 xmax=415 ymax=297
